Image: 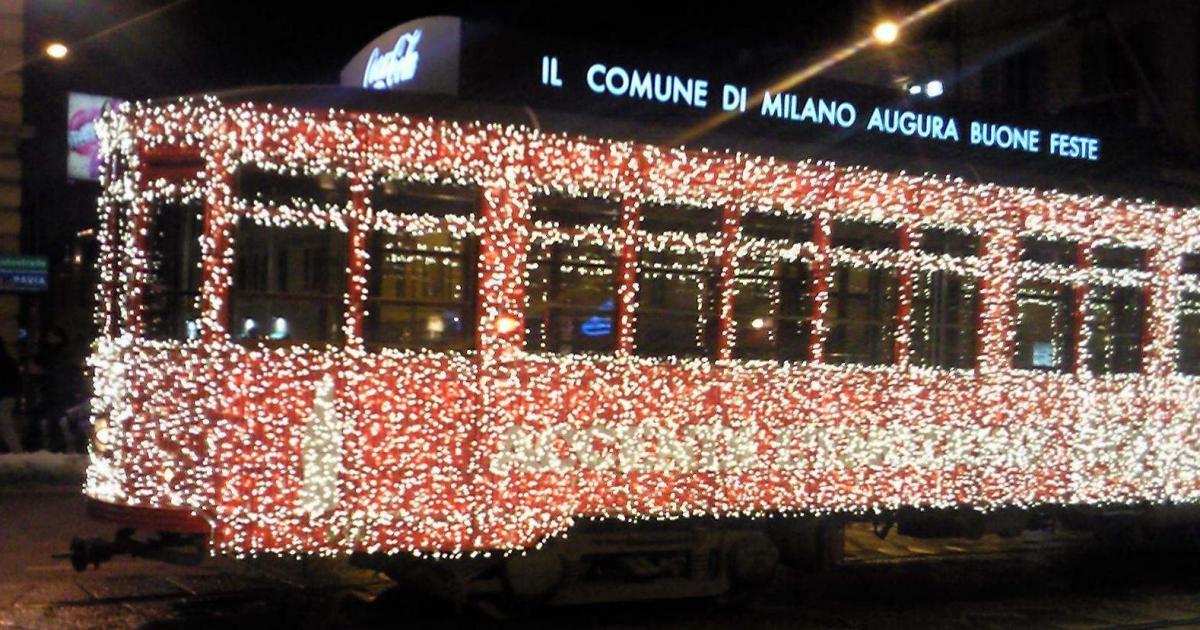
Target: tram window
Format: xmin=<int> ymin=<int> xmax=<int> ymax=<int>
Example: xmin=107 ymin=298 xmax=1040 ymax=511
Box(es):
xmin=526 ymin=196 xmax=618 ymax=354
xmin=832 ymin=220 xmax=900 ymax=251
xmin=365 ymin=231 xmax=476 ymax=351
xmin=824 ymin=265 xmax=898 ymax=365
xmin=733 ymin=258 xmax=811 ymax=361
xmin=740 ymin=211 xmax=811 ymax=242
xmin=1013 ymin=281 xmax=1074 ymax=371
xmin=1178 ymin=292 xmax=1200 ymax=375
xmin=231 ymin=220 xmax=347 ymax=344
xmin=1092 ymin=245 xmax=1146 ymax=270
xmin=1182 ymin=253 xmax=1200 ymax=275
xmin=635 ymin=204 xmax=720 ymax=358
xmin=1021 ymin=237 xmax=1076 ymax=266
xmin=143 ymin=203 xmax=203 ymax=340
xmin=919 ymin=227 xmax=980 ymax=257
xmin=640 ymin=203 xmax=722 ymax=235
xmin=1085 ymin=285 xmax=1144 ymax=375
xmin=372 ymin=181 xmax=478 ymax=217
xmin=364 ymin=183 xmax=479 ymax=352
xmin=233 ymin=166 xmax=348 ymax=207
xmin=911 ymin=272 xmax=979 ymax=370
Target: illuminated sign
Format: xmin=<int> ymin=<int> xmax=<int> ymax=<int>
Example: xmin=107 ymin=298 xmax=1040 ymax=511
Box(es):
xmin=539 ymin=55 xmax=1102 ymax=161
xmin=362 ymin=29 xmax=422 ymax=89
xmin=340 ymin=16 xmax=461 ymax=96
xmin=0 ymin=256 xmax=48 ymax=293
xmin=67 ymin=92 xmax=124 ymax=181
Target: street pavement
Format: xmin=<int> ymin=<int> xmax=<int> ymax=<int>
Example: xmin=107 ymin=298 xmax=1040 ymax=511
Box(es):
xmin=4 ymin=487 xmax=1200 ymax=628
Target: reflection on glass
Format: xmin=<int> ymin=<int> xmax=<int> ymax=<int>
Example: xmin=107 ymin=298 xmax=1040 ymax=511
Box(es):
xmin=1014 ymin=281 xmax=1074 ymax=371
xmin=526 ymin=241 xmax=617 ymax=354
xmin=825 ymin=265 xmax=898 ymax=365
xmin=365 ymin=231 xmax=475 ymax=351
xmin=634 ymin=250 xmax=719 ymax=358
xmin=1086 ymin=285 xmax=1144 ymax=374
xmin=911 ymin=271 xmax=979 ymax=370
xmin=733 ymin=258 xmax=810 ymax=361
xmin=143 ymin=203 xmax=202 ymax=340
xmin=231 ymin=221 xmax=347 ymax=344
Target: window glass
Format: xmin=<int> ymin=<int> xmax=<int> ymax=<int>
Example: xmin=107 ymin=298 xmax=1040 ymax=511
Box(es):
xmin=143 ymin=202 xmax=203 ymax=340
xmin=733 ymin=258 xmax=810 ymax=361
xmin=233 ymin=166 xmax=348 ymax=207
xmin=824 ymin=265 xmax=898 ymax=365
xmin=1021 ymin=237 xmax=1076 ymax=265
xmin=1181 ymin=253 xmax=1200 ymax=276
xmin=526 ymin=196 xmax=618 ymax=354
xmin=919 ymin=227 xmax=980 ymax=258
xmin=1178 ymin=292 xmax=1200 ymax=375
xmin=366 ymin=231 xmax=475 ymax=351
xmin=741 ymin=211 xmax=811 ymax=242
xmin=231 ymin=220 xmax=347 ymax=344
xmin=832 ymin=220 xmax=899 ymax=250
xmin=364 ymin=182 xmax=478 ymax=351
xmin=636 ymin=250 xmax=719 ymax=358
xmin=911 ymin=271 xmax=979 ymax=369
xmin=1092 ymin=246 xmax=1146 ymax=270
xmin=1014 ymin=281 xmax=1074 ymax=371
xmin=1086 ymin=285 xmax=1144 ymax=374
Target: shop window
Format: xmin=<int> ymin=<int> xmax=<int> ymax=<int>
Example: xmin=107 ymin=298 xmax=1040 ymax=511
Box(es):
xmin=1013 ymin=281 xmax=1074 ymax=371
xmin=231 ymin=220 xmax=347 ymax=344
xmin=526 ymin=196 xmax=619 ymax=354
xmin=142 ymin=202 xmax=203 ymax=340
xmin=1178 ymin=292 xmax=1200 ymax=375
xmin=911 ymin=272 xmax=979 ymax=370
xmin=832 ymin=220 xmax=899 ymax=251
xmin=364 ymin=183 xmax=478 ymax=351
xmin=1085 ymin=285 xmax=1144 ymax=375
xmin=1181 ymin=253 xmax=1200 ymax=275
xmin=635 ymin=204 xmax=720 ymax=358
xmin=733 ymin=258 xmax=810 ymax=361
xmin=1021 ymin=237 xmax=1076 ymax=265
xmin=825 ymin=265 xmax=898 ymax=365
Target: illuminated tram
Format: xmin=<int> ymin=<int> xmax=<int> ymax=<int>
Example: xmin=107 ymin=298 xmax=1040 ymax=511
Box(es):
xmin=79 ymin=89 xmax=1200 ymax=599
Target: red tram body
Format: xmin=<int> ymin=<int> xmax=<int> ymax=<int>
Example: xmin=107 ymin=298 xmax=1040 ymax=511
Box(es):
xmin=85 ymin=95 xmax=1200 ymax=559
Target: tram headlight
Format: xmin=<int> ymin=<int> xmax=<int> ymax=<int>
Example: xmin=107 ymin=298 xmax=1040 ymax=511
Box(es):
xmin=90 ymin=415 xmax=113 ymax=456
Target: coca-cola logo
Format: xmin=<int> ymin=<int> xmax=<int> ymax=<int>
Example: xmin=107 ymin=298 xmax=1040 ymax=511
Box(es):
xmin=362 ymin=29 xmax=422 ymax=90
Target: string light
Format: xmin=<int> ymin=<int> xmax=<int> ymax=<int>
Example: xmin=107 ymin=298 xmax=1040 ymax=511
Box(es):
xmin=85 ymin=96 xmax=1200 ymax=558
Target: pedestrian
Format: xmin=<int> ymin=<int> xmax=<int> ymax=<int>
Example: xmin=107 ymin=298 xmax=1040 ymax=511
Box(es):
xmin=0 ymin=336 xmax=22 ymax=453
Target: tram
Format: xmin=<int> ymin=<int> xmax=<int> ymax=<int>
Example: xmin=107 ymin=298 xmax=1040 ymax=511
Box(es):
xmin=74 ymin=86 xmax=1200 ymax=599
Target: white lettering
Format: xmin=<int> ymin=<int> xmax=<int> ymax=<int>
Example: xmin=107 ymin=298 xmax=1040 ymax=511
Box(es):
xmin=362 ymin=29 xmax=422 ymax=90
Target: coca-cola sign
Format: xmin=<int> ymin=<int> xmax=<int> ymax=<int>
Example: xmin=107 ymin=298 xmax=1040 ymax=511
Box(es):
xmin=341 ymin=16 xmax=461 ymax=95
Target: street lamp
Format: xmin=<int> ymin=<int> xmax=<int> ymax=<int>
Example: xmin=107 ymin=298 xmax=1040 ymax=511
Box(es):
xmin=44 ymin=42 xmax=68 ymax=60
xmin=872 ymin=20 xmax=900 ymax=45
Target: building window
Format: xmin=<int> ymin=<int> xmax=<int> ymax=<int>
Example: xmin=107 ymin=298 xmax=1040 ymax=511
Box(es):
xmin=825 ymin=266 xmax=898 ymax=365
xmin=832 ymin=219 xmax=900 ymax=251
xmin=635 ymin=204 xmax=721 ymax=359
xmin=231 ymin=220 xmax=347 ymax=344
xmin=364 ymin=183 xmax=478 ymax=351
xmin=1021 ymin=236 xmax=1076 ymax=265
xmin=142 ymin=202 xmax=203 ymax=340
xmin=1014 ymin=282 xmax=1074 ymax=371
xmin=526 ymin=196 xmax=619 ymax=354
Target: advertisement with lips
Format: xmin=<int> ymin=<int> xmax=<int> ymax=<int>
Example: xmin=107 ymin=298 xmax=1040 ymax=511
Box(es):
xmin=67 ymin=92 xmax=123 ymax=181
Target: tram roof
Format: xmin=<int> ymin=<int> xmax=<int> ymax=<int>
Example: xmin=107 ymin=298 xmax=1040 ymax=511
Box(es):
xmin=163 ymin=84 xmax=1193 ymax=209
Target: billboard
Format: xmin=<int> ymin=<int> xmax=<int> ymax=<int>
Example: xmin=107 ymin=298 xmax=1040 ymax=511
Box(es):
xmin=67 ymin=92 xmax=124 ymax=181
